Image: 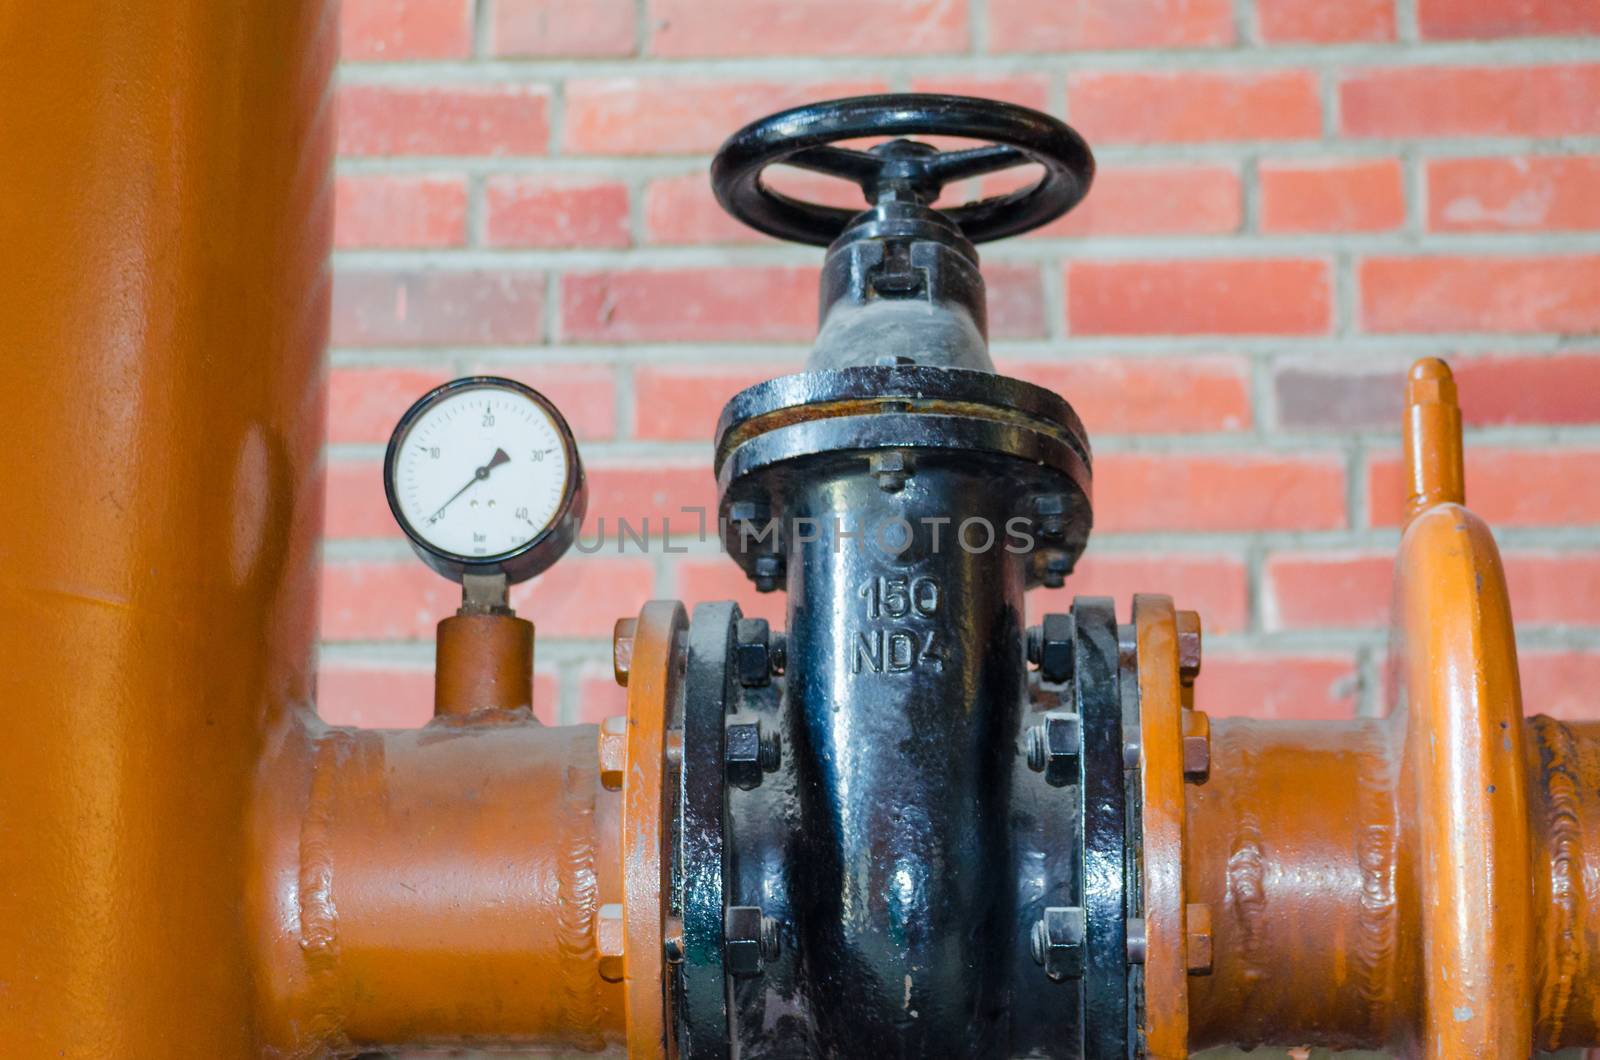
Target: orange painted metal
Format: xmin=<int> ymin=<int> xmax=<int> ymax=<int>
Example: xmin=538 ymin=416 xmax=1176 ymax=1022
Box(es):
xmin=617 ymin=601 xmax=685 ymax=1058
xmin=0 ymin=1 xmax=335 ymax=1055
xmin=1132 ymin=595 xmax=1190 ymax=1058
xmin=1166 ymin=358 xmax=1565 ymax=1056
xmin=434 ymin=612 xmax=536 ymax=716
xmin=250 ymin=713 xmax=628 ymax=1054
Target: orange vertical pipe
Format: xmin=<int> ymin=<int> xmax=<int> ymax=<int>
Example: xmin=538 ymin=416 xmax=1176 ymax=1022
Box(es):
xmin=0 ymin=2 xmax=334 ymax=1056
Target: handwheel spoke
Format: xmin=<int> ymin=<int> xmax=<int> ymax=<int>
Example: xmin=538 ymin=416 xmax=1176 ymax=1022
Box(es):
xmin=923 ymin=144 xmax=1030 ymax=185
xmin=783 ymin=145 xmax=884 ymax=186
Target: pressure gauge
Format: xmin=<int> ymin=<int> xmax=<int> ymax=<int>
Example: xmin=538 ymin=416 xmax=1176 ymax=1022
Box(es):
xmin=384 ymin=377 xmax=586 ymax=584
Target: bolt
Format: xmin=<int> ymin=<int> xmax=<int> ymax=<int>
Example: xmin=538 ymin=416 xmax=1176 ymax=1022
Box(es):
xmin=1030 ymin=905 xmax=1085 ymax=981
xmin=1126 ymin=917 xmax=1148 ymax=965
xmin=735 ymin=618 xmax=772 ymax=689
xmin=598 ymin=715 xmax=627 ymax=791
xmin=613 ymin=617 xmax=637 ymax=686
xmin=1183 ymin=709 xmax=1211 ymax=783
xmin=768 ymin=632 xmax=787 ymax=676
xmin=1186 ymin=902 xmax=1214 ymax=974
xmin=1024 ymin=711 xmax=1081 ymax=788
xmin=1035 ymin=613 xmax=1074 ymax=683
xmin=875 ymin=354 xmax=917 ymax=367
xmin=597 ymin=902 xmax=625 ymax=982
xmin=869 ymin=450 xmax=910 ymax=492
xmin=666 ymin=729 xmax=684 ymax=772
xmin=752 ymin=554 xmax=784 ymax=593
xmin=1177 ymin=610 xmax=1203 ymax=685
xmin=664 ymin=915 xmax=685 ymax=964
xmin=725 ymin=906 xmax=778 ymax=977
xmin=726 ymin=722 xmax=780 ymax=790
xmin=1034 ymin=494 xmax=1069 ymax=541
xmin=1040 ymin=551 xmax=1072 ymax=589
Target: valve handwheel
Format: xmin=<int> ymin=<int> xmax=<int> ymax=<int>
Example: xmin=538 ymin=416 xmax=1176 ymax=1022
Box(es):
xmin=711 ymin=93 xmax=1095 ymax=246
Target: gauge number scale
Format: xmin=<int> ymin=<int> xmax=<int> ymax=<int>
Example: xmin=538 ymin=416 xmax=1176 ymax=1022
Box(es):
xmin=385 ymin=378 xmax=585 ymax=583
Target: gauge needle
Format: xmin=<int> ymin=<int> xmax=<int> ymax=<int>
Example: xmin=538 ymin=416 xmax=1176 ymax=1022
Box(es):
xmin=427 ymin=448 xmax=510 ymax=524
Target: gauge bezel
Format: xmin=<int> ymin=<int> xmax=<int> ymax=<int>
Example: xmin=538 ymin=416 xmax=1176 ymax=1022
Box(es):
xmin=383 ymin=376 xmax=588 ymax=585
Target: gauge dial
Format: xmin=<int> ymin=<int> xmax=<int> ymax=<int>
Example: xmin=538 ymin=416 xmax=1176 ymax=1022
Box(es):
xmin=384 ymin=377 xmax=586 ymax=584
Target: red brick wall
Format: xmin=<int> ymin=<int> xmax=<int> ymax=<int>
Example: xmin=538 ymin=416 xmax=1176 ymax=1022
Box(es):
xmin=322 ymin=0 xmax=1600 ymax=729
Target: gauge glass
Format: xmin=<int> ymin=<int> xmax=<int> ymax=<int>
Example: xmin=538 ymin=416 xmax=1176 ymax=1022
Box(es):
xmin=389 ymin=383 xmax=571 ymax=562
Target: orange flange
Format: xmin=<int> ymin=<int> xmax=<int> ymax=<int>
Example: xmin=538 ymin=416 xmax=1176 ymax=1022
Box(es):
xmin=614 ymin=601 xmax=687 ymax=1058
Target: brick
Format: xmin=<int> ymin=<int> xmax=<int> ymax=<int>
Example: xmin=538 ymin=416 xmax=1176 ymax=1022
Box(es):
xmin=317 ymin=665 xmax=436 ymax=728
xmin=341 ymin=0 xmax=473 ymax=60
xmin=1259 ymin=159 xmax=1405 ymax=233
xmin=1029 ymin=553 xmax=1251 ymax=633
xmin=327 ymin=366 xmax=451 ymax=444
xmin=1505 ymin=552 xmax=1600 ymax=625
xmin=633 ymin=364 xmax=801 ymax=440
xmin=985 ymin=264 xmax=1047 ymax=339
xmin=1004 ymin=356 xmax=1251 ymax=434
xmin=560 ymin=267 xmax=818 ymax=343
xmin=1256 ymin=0 xmax=1394 ymax=42
xmin=462 ymin=363 xmax=618 ymax=441
xmin=989 ymin=0 xmax=1234 ymax=51
xmin=576 ymin=663 xmax=629 ymax=724
xmin=1521 ymin=653 xmax=1600 ymax=720
xmin=672 ymin=560 xmax=788 ymax=626
xmin=564 ymin=78 xmax=887 ymax=155
xmin=1429 ymin=157 xmax=1600 ymax=232
xmin=1067 ymin=259 xmax=1331 ymax=336
xmin=1194 ymin=654 xmax=1362 ymax=720
xmin=1340 ymin=65 xmax=1600 ymax=139
xmin=1023 ymin=164 xmax=1242 ymax=238
xmin=491 ymin=0 xmax=637 ymax=57
xmin=484 ymin=177 xmax=631 ymax=248
xmin=1368 ymin=448 xmax=1600 ymax=527
xmin=582 ymin=461 xmax=718 ymax=539
xmin=338 ymin=84 xmax=551 ymax=157
xmin=333 ymin=269 xmax=546 ymax=347
xmin=1275 ymin=354 xmax=1600 ymax=432
xmin=1264 ymin=551 xmax=1392 ymax=629
xmin=1068 ymin=71 xmax=1322 ymax=145
xmin=644 ymin=170 xmax=865 ymax=245
xmin=334 ymin=174 xmax=468 ymax=249
xmin=1360 ymin=256 xmax=1600 ymax=334
xmin=322 ymin=557 xmax=654 ymax=640
xmin=325 ymin=460 xmax=396 ymax=539
xmin=318 ymin=665 xmax=560 ymax=726
xmin=1094 ymin=452 xmax=1347 ymax=532
xmin=649 ymin=0 xmax=969 ymax=56
xmin=907 ymin=75 xmax=1053 ymax=113
xmin=1418 ymin=0 xmax=1600 ymax=39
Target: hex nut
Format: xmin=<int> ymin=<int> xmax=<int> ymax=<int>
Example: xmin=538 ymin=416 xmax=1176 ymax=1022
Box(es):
xmin=752 ymin=554 xmax=784 ymax=593
xmin=597 ymin=902 xmax=625 ymax=982
xmin=725 ymin=905 xmax=778 ymax=977
xmin=1030 ymin=905 xmax=1085 ymax=981
xmin=1183 ymin=709 xmax=1211 ymax=783
xmin=735 ymin=618 xmax=772 ymax=688
xmin=869 ymin=450 xmax=910 ymax=492
xmin=1186 ymin=902 xmax=1214 ymax=975
xmin=1025 ymin=711 xmax=1081 ymax=788
xmin=664 ymin=915 xmax=686 ymax=964
xmin=1034 ymin=494 xmax=1068 ymax=541
xmin=598 ymin=715 xmax=627 ymax=791
xmin=1038 ymin=612 xmax=1075 ymax=683
xmin=1040 ymin=551 xmax=1072 ymax=589
xmin=1176 ymin=609 xmax=1202 ymax=685
xmin=726 ymin=722 xmax=780 ymax=790
xmin=612 ymin=617 xmax=637 ymax=687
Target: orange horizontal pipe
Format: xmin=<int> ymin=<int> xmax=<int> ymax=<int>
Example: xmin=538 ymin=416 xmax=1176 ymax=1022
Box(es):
xmin=251 ymin=714 xmax=628 ymax=1055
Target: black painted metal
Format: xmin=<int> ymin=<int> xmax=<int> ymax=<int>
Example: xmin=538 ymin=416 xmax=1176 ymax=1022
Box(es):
xmin=711 ymin=94 xmax=1095 ymax=246
xmin=1074 ymin=598 xmax=1130 ymax=1060
xmin=675 ymin=602 xmax=739 ymax=1059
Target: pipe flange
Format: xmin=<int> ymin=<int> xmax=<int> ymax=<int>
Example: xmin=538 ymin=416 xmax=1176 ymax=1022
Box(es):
xmin=1073 ymin=596 xmax=1134 ymax=1060
xmin=673 ymin=602 xmax=740 ymax=1059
